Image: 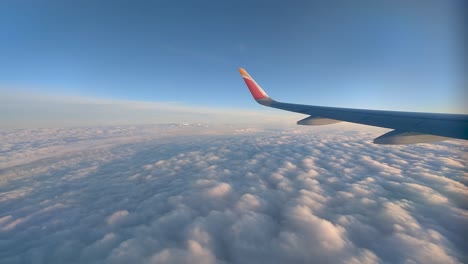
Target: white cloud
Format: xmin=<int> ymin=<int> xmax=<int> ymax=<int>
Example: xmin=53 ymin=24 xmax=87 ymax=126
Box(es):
xmin=0 ymin=125 xmax=466 ymax=263
xmin=206 ymin=183 xmax=231 ymax=198
xmin=150 ymin=240 xmax=217 ymax=264
xmin=107 ymin=211 xmax=130 ymax=225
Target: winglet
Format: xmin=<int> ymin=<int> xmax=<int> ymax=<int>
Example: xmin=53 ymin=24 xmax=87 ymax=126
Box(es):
xmin=239 ymin=68 xmax=272 ymax=104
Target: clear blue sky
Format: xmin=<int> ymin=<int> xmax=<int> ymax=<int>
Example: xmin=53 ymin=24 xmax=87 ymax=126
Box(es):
xmin=0 ymin=0 xmax=465 ymax=113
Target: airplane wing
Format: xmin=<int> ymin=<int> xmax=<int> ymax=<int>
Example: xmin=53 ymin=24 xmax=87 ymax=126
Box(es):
xmin=239 ymin=68 xmax=468 ymax=144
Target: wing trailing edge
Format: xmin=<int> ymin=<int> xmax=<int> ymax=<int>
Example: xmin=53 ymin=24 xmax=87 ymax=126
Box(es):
xmin=373 ymin=130 xmax=450 ymax=145
xmin=297 ymin=116 xmax=342 ymax=126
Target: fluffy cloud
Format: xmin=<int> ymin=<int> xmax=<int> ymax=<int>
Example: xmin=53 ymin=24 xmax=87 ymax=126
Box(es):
xmin=0 ymin=125 xmax=466 ymax=263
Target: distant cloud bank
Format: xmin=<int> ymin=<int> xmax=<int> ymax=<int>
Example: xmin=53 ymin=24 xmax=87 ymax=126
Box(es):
xmin=0 ymin=91 xmax=296 ymax=128
xmin=0 ymin=125 xmax=466 ymax=263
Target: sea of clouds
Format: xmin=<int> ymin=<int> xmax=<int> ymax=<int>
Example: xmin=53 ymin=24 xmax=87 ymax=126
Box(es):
xmin=0 ymin=124 xmax=466 ymax=264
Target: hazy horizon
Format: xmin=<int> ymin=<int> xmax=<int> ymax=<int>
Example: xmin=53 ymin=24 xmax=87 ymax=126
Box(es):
xmin=1 ymin=0 xmax=466 ymax=128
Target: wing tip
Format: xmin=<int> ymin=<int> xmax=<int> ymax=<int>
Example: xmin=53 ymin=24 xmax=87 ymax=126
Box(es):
xmin=238 ymin=68 xmax=248 ymax=77
xmin=238 ymin=67 xmax=270 ymax=101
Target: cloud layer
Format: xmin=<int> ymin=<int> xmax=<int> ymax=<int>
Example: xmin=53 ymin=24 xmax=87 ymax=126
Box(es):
xmin=0 ymin=91 xmax=296 ymax=128
xmin=0 ymin=125 xmax=466 ymax=263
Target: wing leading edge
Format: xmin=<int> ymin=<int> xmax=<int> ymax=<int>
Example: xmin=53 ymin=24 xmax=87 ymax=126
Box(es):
xmin=239 ymin=68 xmax=468 ymax=144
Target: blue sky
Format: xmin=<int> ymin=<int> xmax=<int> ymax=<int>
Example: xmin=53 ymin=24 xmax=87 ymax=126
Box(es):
xmin=0 ymin=0 xmax=465 ymax=127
